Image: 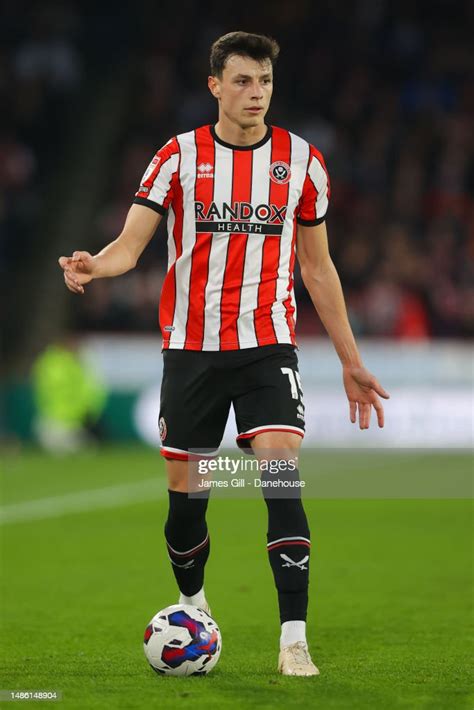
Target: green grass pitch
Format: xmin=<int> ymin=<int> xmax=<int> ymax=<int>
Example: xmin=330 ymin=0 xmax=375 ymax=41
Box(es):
xmin=1 ymin=447 xmax=472 ymax=709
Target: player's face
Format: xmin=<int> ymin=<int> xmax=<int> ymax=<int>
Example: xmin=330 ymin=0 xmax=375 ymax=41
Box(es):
xmin=208 ymin=54 xmax=273 ymax=129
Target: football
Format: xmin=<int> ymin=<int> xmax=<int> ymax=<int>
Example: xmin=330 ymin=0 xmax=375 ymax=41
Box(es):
xmin=143 ymin=604 xmax=222 ymax=676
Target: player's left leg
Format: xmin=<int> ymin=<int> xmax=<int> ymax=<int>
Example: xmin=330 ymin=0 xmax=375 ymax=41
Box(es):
xmin=251 ymin=430 xmax=319 ymax=677
xmin=231 ymin=344 xmax=317 ymax=674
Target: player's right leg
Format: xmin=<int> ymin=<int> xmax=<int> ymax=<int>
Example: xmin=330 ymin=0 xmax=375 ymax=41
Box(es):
xmin=158 ymin=350 xmax=230 ymax=614
xmin=163 ymin=459 xmax=212 ymax=613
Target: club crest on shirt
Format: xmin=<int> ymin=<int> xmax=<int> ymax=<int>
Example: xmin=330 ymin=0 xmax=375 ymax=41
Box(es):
xmin=269 ymin=161 xmax=291 ymax=184
xmin=159 ymin=416 xmax=167 ymax=442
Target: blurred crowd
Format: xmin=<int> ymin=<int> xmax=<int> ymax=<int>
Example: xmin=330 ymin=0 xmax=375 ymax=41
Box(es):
xmin=1 ymin=3 xmax=83 ymax=290
xmin=2 ymin=0 xmax=473 ymax=341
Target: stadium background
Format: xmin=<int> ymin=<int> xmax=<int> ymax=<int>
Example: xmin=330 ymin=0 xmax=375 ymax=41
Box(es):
xmin=1 ymin=2 xmax=472 ymax=708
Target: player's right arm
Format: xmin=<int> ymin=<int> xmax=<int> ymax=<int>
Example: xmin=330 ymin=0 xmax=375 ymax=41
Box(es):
xmin=59 ymin=136 xmax=179 ymax=294
xmin=58 ymin=204 xmax=162 ymax=294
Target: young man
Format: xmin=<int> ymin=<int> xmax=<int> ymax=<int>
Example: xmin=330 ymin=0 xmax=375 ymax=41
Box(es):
xmin=59 ymin=31 xmax=389 ymax=676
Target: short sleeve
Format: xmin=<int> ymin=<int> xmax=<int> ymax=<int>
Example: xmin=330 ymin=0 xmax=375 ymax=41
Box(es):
xmin=133 ymin=138 xmax=180 ymax=215
xmin=296 ymin=146 xmax=330 ymax=226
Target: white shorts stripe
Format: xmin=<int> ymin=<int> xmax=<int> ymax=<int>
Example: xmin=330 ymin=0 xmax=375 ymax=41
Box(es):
xmin=159 ymin=445 xmax=220 ymax=458
xmin=237 ymin=424 xmax=305 ymax=437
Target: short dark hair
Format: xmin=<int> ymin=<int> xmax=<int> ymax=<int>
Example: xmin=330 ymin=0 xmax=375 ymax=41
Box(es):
xmin=210 ymin=31 xmax=280 ymax=77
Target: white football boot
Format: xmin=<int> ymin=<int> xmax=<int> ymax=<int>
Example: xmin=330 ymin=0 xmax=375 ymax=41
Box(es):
xmin=278 ymin=641 xmax=320 ymax=676
xmin=199 ymin=600 xmax=212 ymax=616
xmin=178 ymin=590 xmax=211 ymax=616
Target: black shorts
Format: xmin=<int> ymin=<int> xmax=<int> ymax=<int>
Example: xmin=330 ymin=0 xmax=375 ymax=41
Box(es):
xmin=158 ymin=344 xmax=305 ymax=460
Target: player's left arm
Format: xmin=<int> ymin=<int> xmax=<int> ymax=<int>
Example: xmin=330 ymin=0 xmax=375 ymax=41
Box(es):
xmin=296 ymin=221 xmax=389 ymax=429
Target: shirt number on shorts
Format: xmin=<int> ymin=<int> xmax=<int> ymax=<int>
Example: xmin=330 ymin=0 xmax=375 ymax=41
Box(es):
xmin=281 ymin=367 xmax=304 ymax=403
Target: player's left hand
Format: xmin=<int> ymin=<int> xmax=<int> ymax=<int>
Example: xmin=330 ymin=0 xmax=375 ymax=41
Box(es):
xmin=342 ymin=366 xmax=390 ymax=429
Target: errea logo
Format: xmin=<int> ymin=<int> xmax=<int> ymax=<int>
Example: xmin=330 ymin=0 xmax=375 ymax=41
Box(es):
xmin=197 ymin=162 xmax=213 ymax=178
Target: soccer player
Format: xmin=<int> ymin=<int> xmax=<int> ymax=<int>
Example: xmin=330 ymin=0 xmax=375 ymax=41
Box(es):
xmin=59 ymin=31 xmax=389 ymax=676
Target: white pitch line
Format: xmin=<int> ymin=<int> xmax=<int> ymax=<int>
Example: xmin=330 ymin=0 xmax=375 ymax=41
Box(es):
xmin=0 ymin=479 xmax=166 ymax=526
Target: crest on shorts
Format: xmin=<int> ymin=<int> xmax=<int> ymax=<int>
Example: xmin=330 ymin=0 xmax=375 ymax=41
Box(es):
xmin=159 ymin=416 xmax=167 ymax=442
xmin=269 ymin=161 xmax=291 ymax=184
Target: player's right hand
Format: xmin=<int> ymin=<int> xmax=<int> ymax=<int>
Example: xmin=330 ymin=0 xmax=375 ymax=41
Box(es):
xmin=58 ymin=251 xmax=95 ymax=294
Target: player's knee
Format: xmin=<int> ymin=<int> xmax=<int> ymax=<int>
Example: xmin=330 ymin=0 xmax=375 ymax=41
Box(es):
xmin=251 ymin=431 xmax=302 ymax=454
xmin=165 ymin=459 xmax=191 ymax=492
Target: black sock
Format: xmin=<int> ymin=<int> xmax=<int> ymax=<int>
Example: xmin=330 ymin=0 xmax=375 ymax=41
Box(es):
xmin=164 ymin=489 xmax=210 ymax=597
xmin=262 ymin=468 xmax=310 ymax=623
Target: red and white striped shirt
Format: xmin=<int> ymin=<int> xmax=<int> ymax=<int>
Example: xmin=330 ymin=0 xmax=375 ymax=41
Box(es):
xmin=133 ymin=124 xmax=330 ymax=351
